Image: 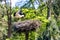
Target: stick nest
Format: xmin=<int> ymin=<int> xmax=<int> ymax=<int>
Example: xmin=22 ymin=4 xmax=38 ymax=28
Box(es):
xmin=13 ymin=20 xmax=41 ymax=32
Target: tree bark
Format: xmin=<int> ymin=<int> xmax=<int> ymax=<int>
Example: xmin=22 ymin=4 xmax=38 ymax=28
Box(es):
xmin=7 ymin=0 xmax=12 ymax=38
xmin=25 ymin=31 xmax=29 ymax=40
xmin=47 ymin=0 xmax=52 ymax=19
xmin=4 ymin=0 xmax=11 ymax=38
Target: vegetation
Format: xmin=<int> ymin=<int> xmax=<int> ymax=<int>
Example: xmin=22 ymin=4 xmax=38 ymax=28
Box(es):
xmin=0 ymin=0 xmax=60 ymax=40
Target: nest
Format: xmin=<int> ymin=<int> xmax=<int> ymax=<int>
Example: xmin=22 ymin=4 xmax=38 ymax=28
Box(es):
xmin=13 ymin=20 xmax=40 ymax=32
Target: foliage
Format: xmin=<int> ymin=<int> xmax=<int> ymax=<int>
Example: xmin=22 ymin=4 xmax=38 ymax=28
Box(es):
xmin=8 ymin=5 xmax=48 ymax=40
xmin=0 ymin=0 xmax=60 ymax=40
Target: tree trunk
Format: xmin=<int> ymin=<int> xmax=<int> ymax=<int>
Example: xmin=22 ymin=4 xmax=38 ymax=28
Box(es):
xmin=8 ymin=0 xmax=12 ymax=38
xmin=6 ymin=0 xmax=12 ymax=38
xmin=25 ymin=31 xmax=29 ymax=40
xmin=47 ymin=0 xmax=52 ymax=19
xmin=43 ymin=0 xmax=52 ymax=40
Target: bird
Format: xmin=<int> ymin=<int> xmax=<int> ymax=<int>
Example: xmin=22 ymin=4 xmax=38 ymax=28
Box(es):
xmin=13 ymin=10 xmax=25 ymax=21
xmin=13 ymin=10 xmax=24 ymax=19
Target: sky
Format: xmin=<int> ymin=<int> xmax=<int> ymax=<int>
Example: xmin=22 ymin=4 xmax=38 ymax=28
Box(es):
xmin=11 ymin=0 xmax=29 ymax=7
xmin=2 ymin=0 xmax=25 ymax=7
xmin=2 ymin=0 xmax=39 ymax=9
xmin=11 ymin=0 xmax=18 ymax=7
